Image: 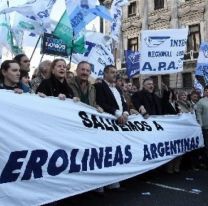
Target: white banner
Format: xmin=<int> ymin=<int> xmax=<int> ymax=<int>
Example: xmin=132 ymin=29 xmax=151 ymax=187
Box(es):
xmin=140 ymin=28 xmax=188 ymax=74
xmin=72 ymin=31 xmax=114 ymax=78
xmin=0 ymin=90 xmax=204 ymax=206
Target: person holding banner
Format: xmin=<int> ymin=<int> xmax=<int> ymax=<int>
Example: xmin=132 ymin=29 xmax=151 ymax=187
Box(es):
xmin=68 ymin=61 xmax=103 ymax=112
xmin=131 ymin=77 xmax=162 ymax=118
xmin=95 ymin=65 xmax=129 ymax=125
xmin=0 ymin=60 xmax=23 ymax=94
xmin=95 ymin=64 xmax=129 ymax=192
xmin=36 ymin=59 xmax=74 ymax=100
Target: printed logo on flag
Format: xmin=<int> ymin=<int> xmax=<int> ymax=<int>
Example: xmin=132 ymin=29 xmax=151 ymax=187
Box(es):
xmin=144 ymin=36 xmax=170 ymax=48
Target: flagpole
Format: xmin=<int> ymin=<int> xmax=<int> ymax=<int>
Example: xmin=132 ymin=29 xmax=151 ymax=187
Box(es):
xmin=39 ymin=53 xmax=44 ymax=64
xmin=68 ymin=31 xmax=74 ymax=71
xmin=30 ymin=35 xmax=41 ymax=61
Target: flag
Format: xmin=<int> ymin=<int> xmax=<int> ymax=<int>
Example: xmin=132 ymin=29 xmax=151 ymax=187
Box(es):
xmin=72 ymin=31 xmax=114 ymax=78
xmin=0 ymin=0 xmax=57 ymax=33
xmin=12 ymin=13 xmax=47 ymax=34
xmin=53 ymin=11 xmax=85 ymax=55
xmin=111 ymin=0 xmax=129 ymax=42
xmin=125 ymin=50 xmax=140 ymax=78
xmin=195 ymin=42 xmax=208 ymax=86
xmin=0 ymin=14 xmax=22 ymax=55
xmin=65 ymin=0 xmax=112 ymax=34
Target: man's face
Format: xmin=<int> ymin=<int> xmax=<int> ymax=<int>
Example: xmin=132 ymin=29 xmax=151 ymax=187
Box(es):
xmin=76 ymin=63 xmax=91 ymax=81
xmin=143 ymin=80 xmax=154 ymax=93
xmin=105 ymin=67 xmax=117 ymax=83
xmin=20 ymin=56 xmax=30 ymax=72
xmin=191 ymin=94 xmax=199 ymax=103
xmin=116 ymin=78 xmax=123 ymax=88
xmin=3 ymin=63 xmax=20 ymax=85
xmin=204 ymin=88 xmax=208 ymax=97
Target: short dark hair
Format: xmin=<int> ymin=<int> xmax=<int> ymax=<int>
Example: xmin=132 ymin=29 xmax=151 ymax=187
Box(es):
xmin=0 ymin=60 xmax=18 ymax=80
xmin=103 ymin=65 xmax=116 ymax=74
xmin=143 ymin=77 xmax=153 ymax=85
xmin=77 ymin=61 xmax=92 ymax=70
xmin=190 ymin=90 xmax=200 ymax=97
xmin=13 ymin=54 xmax=27 ymax=64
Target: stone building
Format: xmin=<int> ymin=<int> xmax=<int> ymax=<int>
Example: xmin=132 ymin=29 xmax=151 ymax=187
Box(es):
xmin=104 ymin=0 xmax=208 ymax=90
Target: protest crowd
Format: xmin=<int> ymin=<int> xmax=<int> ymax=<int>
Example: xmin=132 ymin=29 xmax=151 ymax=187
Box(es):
xmin=0 ymin=54 xmax=207 ymax=202
xmin=0 ymin=0 xmax=208 ymax=205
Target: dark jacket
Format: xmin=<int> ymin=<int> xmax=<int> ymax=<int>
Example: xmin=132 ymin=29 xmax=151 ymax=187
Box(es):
xmin=131 ymin=89 xmax=162 ymax=115
xmin=36 ymin=75 xmax=74 ymax=98
xmin=95 ymin=80 xmax=128 ymax=115
xmin=0 ymin=82 xmax=27 ymax=91
xmin=161 ymin=90 xmax=180 ymax=114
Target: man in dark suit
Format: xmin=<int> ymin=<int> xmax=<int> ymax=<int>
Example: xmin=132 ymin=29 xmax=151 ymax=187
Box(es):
xmin=131 ymin=77 xmax=162 ymax=117
xmin=95 ymin=65 xmax=129 ymax=125
xmin=95 ymin=65 xmax=128 ymax=192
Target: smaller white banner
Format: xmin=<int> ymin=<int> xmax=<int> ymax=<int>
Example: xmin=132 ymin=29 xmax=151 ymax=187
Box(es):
xmin=72 ymin=32 xmax=114 ymax=78
xmin=140 ymin=28 xmax=188 ymax=75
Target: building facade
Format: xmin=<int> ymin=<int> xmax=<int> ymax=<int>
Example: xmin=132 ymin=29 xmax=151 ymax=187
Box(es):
xmin=113 ymin=0 xmax=208 ymax=90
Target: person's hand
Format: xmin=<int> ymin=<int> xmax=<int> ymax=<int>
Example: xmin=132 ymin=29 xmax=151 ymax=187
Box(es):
xmin=117 ymin=115 xmax=126 ymax=125
xmin=58 ymin=93 xmax=66 ymax=100
xmin=96 ymin=106 xmax=104 ymax=113
xmin=130 ymin=109 xmax=139 ymax=115
xmin=14 ymin=88 xmax=23 ymax=94
xmin=138 ymin=105 xmax=149 ymax=119
xmin=73 ymin=97 xmax=80 ymax=102
xmin=117 ymin=113 xmax=128 ymax=125
xmin=139 ymin=105 xmax=146 ymax=114
xmin=38 ymin=92 xmax=46 ymax=98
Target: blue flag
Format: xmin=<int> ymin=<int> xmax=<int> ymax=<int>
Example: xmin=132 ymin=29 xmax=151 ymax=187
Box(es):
xmin=65 ymin=0 xmax=112 ymax=34
xmin=125 ymin=50 xmax=140 ymax=78
xmin=195 ymin=42 xmax=208 ymax=85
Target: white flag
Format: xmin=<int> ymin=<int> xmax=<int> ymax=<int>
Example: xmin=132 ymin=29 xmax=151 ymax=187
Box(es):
xmin=72 ymin=31 xmax=114 ymax=78
xmin=0 ymin=0 xmax=57 ymax=33
xmin=111 ymin=0 xmax=129 ymax=42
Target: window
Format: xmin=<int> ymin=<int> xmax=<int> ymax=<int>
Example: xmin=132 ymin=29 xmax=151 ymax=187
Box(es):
xmin=128 ymin=2 xmax=136 ymax=17
xmin=128 ymin=37 xmax=138 ymax=51
xmin=182 ymin=73 xmax=192 ymax=88
xmin=187 ymin=24 xmax=201 ymax=52
xmin=154 ymin=0 xmax=164 ymax=10
xmin=162 ymin=75 xmax=170 ymax=87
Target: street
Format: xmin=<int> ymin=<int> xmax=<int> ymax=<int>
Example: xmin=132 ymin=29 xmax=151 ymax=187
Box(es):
xmin=51 ymin=167 xmax=208 ymax=206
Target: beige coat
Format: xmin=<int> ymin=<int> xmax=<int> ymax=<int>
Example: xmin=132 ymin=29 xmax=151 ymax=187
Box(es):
xmin=68 ymin=77 xmax=97 ymax=107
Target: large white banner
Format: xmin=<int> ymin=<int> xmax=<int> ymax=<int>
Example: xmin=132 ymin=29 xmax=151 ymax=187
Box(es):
xmin=140 ymin=28 xmax=188 ymax=74
xmin=0 ymin=90 xmax=203 ymax=206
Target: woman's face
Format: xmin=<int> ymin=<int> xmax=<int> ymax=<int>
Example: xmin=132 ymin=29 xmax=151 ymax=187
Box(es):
xmin=179 ymin=92 xmax=187 ymax=101
xmin=52 ymin=60 xmax=66 ymax=79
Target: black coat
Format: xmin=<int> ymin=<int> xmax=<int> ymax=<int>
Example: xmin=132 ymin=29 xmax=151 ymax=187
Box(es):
xmin=131 ymin=89 xmax=162 ymax=115
xmin=36 ymin=75 xmax=74 ymax=98
xmin=161 ymin=90 xmax=180 ymax=115
xmin=95 ymin=80 xmax=128 ymax=115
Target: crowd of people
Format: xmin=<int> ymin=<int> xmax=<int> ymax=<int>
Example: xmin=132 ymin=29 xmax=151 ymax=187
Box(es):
xmin=0 ymin=54 xmax=208 ymax=195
